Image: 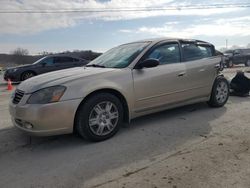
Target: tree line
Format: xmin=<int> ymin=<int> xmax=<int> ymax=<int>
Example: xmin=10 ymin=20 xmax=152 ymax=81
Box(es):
xmin=0 ymin=48 xmax=102 ymax=68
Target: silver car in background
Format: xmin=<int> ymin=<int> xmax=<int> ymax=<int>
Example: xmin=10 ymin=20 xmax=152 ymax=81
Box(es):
xmin=9 ymin=38 xmax=229 ymax=141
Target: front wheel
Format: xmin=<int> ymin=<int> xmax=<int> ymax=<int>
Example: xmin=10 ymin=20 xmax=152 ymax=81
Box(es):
xmin=208 ymin=77 xmax=229 ymax=107
xmin=75 ymin=93 xmax=123 ymax=142
xmin=21 ymin=71 xmax=35 ymax=81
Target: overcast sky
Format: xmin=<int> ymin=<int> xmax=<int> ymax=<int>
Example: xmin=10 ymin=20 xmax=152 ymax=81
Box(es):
xmin=0 ymin=0 xmax=250 ymax=54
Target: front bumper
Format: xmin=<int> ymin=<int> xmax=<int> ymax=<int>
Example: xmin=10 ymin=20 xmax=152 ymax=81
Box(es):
xmin=4 ymin=71 xmax=20 ymax=82
xmin=9 ymin=97 xmax=82 ymax=136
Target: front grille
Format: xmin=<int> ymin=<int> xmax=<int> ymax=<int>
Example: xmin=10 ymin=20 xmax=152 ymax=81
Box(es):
xmin=13 ymin=89 xmax=25 ymax=104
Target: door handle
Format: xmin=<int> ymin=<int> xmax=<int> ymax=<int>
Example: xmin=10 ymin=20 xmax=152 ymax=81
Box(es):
xmin=178 ymin=72 xmax=186 ymax=77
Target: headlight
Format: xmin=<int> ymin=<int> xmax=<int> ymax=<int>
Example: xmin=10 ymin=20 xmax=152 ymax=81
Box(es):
xmin=8 ymin=68 xmax=18 ymax=73
xmin=27 ymin=86 xmax=66 ymax=104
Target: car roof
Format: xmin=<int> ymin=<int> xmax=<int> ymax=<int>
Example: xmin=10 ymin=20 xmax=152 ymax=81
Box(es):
xmin=45 ymin=54 xmax=85 ymax=60
xmin=126 ymin=37 xmax=213 ymax=46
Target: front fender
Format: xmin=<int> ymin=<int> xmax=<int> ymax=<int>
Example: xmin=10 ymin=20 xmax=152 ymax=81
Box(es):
xmin=61 ymin=69 xmax=135 ymax=120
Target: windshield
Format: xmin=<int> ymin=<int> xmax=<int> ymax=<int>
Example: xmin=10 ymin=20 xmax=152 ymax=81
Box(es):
xmin=87 ymin=42 xmax=150 ymax=68
xmin=33 ymin=56 xmax=47 ymax=64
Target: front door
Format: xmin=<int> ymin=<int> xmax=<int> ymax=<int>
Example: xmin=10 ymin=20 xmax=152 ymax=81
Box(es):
xmin=54 ymin=56 xmax=75 ymax=70
xmin=132 ymin=42 xmax=187 ymax=113
xmin=36 ymin=56 xmax=58 ymax=74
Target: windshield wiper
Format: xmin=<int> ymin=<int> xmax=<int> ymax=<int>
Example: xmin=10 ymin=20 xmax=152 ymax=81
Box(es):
xmin=85 ymin=64 xmax=106 ymax=68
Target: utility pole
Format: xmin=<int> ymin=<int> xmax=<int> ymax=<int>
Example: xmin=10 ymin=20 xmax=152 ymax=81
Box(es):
xmin=226 ymin=39 xmax=228 ymax=49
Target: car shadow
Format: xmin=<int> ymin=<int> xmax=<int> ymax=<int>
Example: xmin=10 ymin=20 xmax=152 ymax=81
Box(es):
xmin=0 ymin=102 xmax=225 ymax=154
xmin=0 ymin=99 xmax=229 ymax=153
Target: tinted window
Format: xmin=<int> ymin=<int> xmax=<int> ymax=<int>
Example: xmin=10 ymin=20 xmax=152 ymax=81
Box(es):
xmin=147 ymin=43 xmax=180 ymax=65
xmin=54 ymin=57 xmax=74 ymax=64
xmin=234 ymin=49 xmax=241 ymax=54
xmin=42 ymin=57 xmax=54 ymax=65
xmin=182 ymin=43 xmax=213 ymax=62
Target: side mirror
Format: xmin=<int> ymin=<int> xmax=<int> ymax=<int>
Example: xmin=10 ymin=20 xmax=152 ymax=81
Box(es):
xmin=136 ymin=58 xmax=160 ymax=69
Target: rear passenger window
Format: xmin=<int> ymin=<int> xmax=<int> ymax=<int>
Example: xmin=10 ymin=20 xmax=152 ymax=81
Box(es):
xmin=54 ymin=57 xmax=74 ymax=63
xmin=147 ymin=43 xmax=180 ymax=65
xmin=181 ymin=43 xmax=213 ymax=62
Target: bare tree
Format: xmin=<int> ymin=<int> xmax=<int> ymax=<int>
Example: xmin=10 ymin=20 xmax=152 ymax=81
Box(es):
xmin=39 ymin=51 xmax=50 ymax=55
xmin=12 ymin=47 xmax=29 ymax=56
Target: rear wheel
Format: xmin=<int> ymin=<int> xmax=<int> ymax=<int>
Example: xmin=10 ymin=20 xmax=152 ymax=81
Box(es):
xmin=208 ymin=77 xmax=229 ymax=107
xmin=75 ymin=93 xmax=123 ymax=142
xmin=21 ymin=71 xmax=35 ymax=81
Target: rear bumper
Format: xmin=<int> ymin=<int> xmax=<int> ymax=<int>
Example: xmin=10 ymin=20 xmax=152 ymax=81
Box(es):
xmin=9 ymin=98 xmax=82 ymax=136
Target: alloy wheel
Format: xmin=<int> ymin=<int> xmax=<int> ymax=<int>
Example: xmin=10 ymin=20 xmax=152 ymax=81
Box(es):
xmin=22 ymin=72 xmax=34 ymax=80
xmin=216 ymin=81 xmax=229 ymax=104
xmin=88 ymin=101 xmax=119 ymax=136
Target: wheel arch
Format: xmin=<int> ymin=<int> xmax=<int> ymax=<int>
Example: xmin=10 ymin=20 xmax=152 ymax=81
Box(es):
xmin=208 ymin=74 xmax=229 ymax=107
xmin=20 ymin=70 xmax=37 ymax=80
xmin=73 ymin=88 xmax=130 ymax=132
xmin=208 ymin=74 xmax=226 ymax=97
xmin=213 ymin=73 xmax=227 ymax=86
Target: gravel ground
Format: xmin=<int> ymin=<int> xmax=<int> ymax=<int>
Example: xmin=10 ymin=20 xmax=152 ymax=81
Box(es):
xmin=85 ymin=96 xmax=250 ymax=188
xmin=84 ymin=66 xmax=250 ymax=188
xmin=0 ymin=66 xmax=250 ymax=188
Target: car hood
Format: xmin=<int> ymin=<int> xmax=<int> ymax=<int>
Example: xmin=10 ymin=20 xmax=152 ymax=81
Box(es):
xmin=7 ymin=64 xmax=33 ymax=71
xmin=17 ymin=67 xmax=116 ymax=93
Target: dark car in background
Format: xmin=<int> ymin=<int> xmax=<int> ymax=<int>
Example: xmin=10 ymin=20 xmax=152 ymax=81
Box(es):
xmin=224 ymin=49 xmax=250 ymax=68
xmin=4 ymin=55 xmax=89 ymax=82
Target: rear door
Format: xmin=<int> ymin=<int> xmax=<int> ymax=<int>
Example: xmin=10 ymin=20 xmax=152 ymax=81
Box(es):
xmin=180 ymin=41 xmax=220 ymax=99
xmin=54 ymin=57 xmax=75 ymax=70
xmin=132 ymin=42 xmax=188 ymax=112
xmin=72 ymin=57 xmax=89 ymax=66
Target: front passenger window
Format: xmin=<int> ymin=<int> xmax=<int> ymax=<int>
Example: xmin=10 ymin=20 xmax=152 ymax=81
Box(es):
xmin=147 ymin=43 xmax=180 ymax=65
xmin=42 ymin=57 xmax=54 ymax=66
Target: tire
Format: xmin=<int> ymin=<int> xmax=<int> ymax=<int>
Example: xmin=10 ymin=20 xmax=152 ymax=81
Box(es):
xmin=21 ymin=71 xmax=35 ymax=81
xmin=208 ymin=77 xmax=229 ymax=107
xmin=75 ymin=93 xmax=123 ymax=142
xmin=245 ymin=60 xmax=250 ymax=67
